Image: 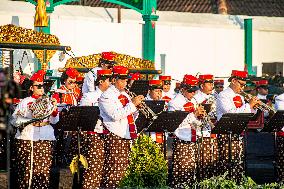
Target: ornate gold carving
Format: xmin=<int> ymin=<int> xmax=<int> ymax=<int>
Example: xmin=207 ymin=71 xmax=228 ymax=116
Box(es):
xmin=65 ymin=52 xmax=155 ymax=70
xmin=0 ymin=24 xmax=60 ymax=71
xmin=34 ymin=0 xmax=48 ymax=27
xmin=218 ymin=0 xmax=228 ymax=15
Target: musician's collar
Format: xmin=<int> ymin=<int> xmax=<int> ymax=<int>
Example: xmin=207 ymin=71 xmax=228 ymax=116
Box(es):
xmin=32 ymin=94 xmax=41 ymax=99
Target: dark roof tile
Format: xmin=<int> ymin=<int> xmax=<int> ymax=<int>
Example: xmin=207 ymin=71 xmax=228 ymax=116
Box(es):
xmin=67 ymin=0 xmax=284 ymax=17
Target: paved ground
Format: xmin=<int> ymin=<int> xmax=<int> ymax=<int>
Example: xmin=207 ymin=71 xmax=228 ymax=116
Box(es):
xmin=0 ymin=169 xmax=73 ymax=189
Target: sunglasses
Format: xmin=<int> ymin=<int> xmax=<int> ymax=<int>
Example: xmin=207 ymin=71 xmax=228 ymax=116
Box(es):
xmin=237 ymin=80 xmax=246 ymax=87
xmin=33 ymin=84 xmax=44 ymax=89
xmin=186 ymin=89 xmax=197 ymax=93
xmin=67 ymin=81 xmax=76 ymax=84
xmin=163 ymin=81 xmax=171 ymax=85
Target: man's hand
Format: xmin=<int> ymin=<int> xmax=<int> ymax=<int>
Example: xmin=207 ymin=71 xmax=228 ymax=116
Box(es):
xmin=249 ymin=96 xmax=260 ymax=109
xmin=131 ymin=95 xmax=145 ymax=107
xmin=51 ymin=98 xmax=58 ymax=106
xmin=195 ymin=105 xmax=206 ymax=118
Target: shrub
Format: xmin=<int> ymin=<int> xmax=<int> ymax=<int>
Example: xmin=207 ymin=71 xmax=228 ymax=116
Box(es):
xmin=119 ymin=134 xmax=168 ymax=188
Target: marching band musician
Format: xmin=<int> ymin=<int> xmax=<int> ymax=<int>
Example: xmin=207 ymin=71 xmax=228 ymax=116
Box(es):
xmin=216 ymin=70 xmax=259 ymax=120
xmin=145 ymin=80 xmax=163 ymax=143
xmin=216 ymin=70 xmax=259 ymax=181
xmin=167 ymin=74 xmax=205 ymax=187
xmin=82 ymin=52 xmax=116 ymax=94
xmin=213 ymin=79 xmax=224 ymax=96
xmin=193 ymin=74 xmax=218 ymax=179
xmin=80 ymin=69 xmax=112 ymax=106
xmin=145 ymin=80 xmax=163 ymax=101
xmin=79 ymin=69 xmax=112 ymax=188
xmin=256 ymin=79 xmax=269 ymax=101
xmin=54 ymin=67 xmax=81 ymax=105
xmin=274 ymin=93 xmax=284 ymax=181
xmin=98 ymin=66 xmax=144 ymax=188
xmin=127 ymin=72 xmax=140 ymax=88
xmin=159 ymin=75 xmax=175 ymax=103
xmin=11 ymin=70 xmax=59 ymax=189
xmin=52 ymin=67 xmax=81 ymax=167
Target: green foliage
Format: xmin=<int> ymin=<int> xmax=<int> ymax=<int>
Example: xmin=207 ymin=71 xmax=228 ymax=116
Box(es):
xmin=196 ymin=172 xmax=284 ymax=189
xmin=119 ymin=134 xmax=168 ymax=188
xmin=197 ymin=172 xmax=238 ymax=189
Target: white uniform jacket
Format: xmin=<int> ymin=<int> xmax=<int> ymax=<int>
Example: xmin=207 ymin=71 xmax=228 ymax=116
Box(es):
xmin=162 ymin=91 xmax=175 ymax=99
xmin=80 ymin=87 xmax=103 ymax=106
xmin=275 ymin=93 xmax=284 ymax=110
xmin=82 ymin=67 xmax=102 ymax=94
xmin=168 ymin=93 xmax=202 ymax=141
xmin=257 ymin=94 xmax=267 ymax=101
xmin=216 ymin=87 xmax=253 ymax=121
xmin=98 ymin=85 xmax=138 ymax=139
xmin=275 ymin=93 xmax=284 ymax=132
xmin=12 ymin=96 xmax=59 ymax=141
xmin=80 ymin=87 xmax=104 ymax=133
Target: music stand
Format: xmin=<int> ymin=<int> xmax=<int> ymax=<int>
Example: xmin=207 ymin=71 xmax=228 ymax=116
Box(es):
xmin=144 ymin=100 xmax=165 ymax=114
xmin=59 ymin=106 xmax=100 ymax=187
xmin=212 ymin=113 xmax=254 ymax=178
xmin=261 ymin=110 xmax=284 ymax=180
xmin=144 ymin=111 xmax=188 ymax=158
xmin=135 ymin=101 xmax=165 ymax=133
xmin=261 ymin=111 xmax=284 ymax=133
xmin=129 ymin=80 xmax=149 ymax=97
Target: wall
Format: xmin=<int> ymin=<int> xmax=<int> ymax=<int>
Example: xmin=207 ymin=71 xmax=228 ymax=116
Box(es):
xmin=1 ymin=1 xmax=284 ymax=82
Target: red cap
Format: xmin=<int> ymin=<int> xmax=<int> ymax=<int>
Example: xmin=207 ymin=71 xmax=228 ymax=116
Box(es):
xmin=101 ymin=52 xmax=115 ymax=61
xmin=183 ymin=75 xmax=199 ymax=86
xmin=112 ymin=66 xmax=129 ymax=75
xmin=66 ymin=68 xmax=79 ymax=79
xmin=149 ymin=80 xmax=163 ymax=86
xmin=76 ymin=76 xmax=84 ymax=82
xmin=129 ymin=72 xmax=140 ymax=80
xmin=97 ymin=69 xmax=112 ymax=76
xmin=149 ymin=80 xmax=163 ymax=89
xmin=159 ymin=75 xmax=171 ymax=81
xmin=199 ymin=74 xmax=214 ymax=83
xmin=30 ymin=70 xmax=46 ymax=82
xmin=214 ymin=79 xmax=224 ymax=85
xmin=231 ymin=70 xmax=248 ymax=80
xmin=256 ymin=80 xmax=268 ymax=86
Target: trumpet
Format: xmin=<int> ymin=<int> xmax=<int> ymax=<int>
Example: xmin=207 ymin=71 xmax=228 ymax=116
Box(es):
xmin=240 ymin=91 xmax=276 ymax=115
xmin=125 ymin=89 xmax=158 ymax=121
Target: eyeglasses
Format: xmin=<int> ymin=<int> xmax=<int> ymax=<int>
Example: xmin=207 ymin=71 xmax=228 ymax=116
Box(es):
xmin=237 ymin=80 xmax=246 ymax=87
xmin=67 ymin=81 xmax=76 ymax=85
xmin=33 ymin=84 xmax=44 ymax=89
